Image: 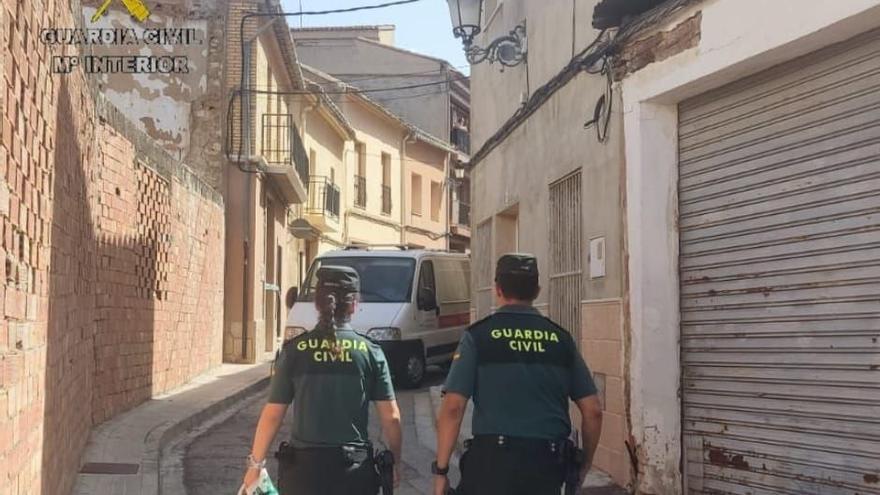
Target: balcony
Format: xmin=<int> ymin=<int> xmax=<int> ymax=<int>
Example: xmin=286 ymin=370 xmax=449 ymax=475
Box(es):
xmin=381 ymin=185 xmax=392 ymax=216
xmin=354 ymin=175 xmax=367 ymax=209
xmin=451 ymin=200 xmax=471 ymax=239
xmin=451 ymin=127 xmax=470 ymax=155
xmin=304 ymin=176 xmax=341 ymax=232
xmin=458 ymin=201 xmax=471 ymax=226
xmin=260 ymin=113 xmax=309 ymax=205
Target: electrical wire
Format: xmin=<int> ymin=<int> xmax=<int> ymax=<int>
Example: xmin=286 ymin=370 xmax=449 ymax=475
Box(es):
xmin=240 ymin=75 xmax=469 ymax=96
xmin=247 ymin=86 xmax=452 ymax=103
xmin=230 ymin=0 xmax=428 ymax=166
xmin=332 ymin=64 xmax=471 ymax=84
xmin=469 ymin=28 xmax=611 ymax=167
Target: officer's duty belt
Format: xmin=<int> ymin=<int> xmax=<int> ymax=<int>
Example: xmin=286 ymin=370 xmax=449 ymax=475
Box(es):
xmin=467 ymin=434 xmax=566 ymax=453
xmin=275 ymin=441 xmax=373 ymax=465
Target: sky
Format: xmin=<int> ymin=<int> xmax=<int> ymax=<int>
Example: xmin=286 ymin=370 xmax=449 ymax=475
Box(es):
xmin=280 ymin=0 xmax=470 ymax=74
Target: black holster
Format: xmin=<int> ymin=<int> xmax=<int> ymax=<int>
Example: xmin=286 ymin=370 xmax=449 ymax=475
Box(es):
xmin=563 ymin=439 xmax=585 ymax=495
xmin=375 ymin=449 xmax=394 ymax=495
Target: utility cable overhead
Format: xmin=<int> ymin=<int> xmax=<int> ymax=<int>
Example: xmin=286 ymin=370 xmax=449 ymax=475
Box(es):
xmin=240 ymin=75 xmax=470 ymax=96
xmin=230 ymin=0 xmax=428 ymax=165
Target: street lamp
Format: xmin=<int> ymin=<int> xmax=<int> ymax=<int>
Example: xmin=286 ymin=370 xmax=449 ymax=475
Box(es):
xmin=446 ymin=0 xmax=527 ymax=67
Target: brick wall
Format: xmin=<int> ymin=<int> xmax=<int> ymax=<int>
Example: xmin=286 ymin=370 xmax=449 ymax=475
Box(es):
xmin=0 ymin=1 xmax=225 ymax=494
xmin=612 ymin=11 xmax=702 ymax=80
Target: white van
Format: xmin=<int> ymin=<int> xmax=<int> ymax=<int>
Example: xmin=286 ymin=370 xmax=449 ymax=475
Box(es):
xmin=285 ymin=247 xmax=471 ymax=388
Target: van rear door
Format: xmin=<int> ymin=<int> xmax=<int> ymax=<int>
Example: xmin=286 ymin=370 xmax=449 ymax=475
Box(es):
xmin=430 ymin=257 xmax=471 ymax=361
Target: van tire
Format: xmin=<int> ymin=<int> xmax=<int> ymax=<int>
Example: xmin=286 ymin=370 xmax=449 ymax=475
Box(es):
xmin=397 ymin=350 xmax=426 ymax=389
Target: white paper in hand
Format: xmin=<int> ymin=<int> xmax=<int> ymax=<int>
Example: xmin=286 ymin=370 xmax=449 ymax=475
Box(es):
xmin=238 ymin=469 xmax=279 ymax=495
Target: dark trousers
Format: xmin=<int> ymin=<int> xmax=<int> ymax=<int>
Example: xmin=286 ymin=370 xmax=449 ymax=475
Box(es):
xmin=458 ymin=436 xmax=566 ymax=495
xmin=276 ymin=443 xmax=378 ymax=495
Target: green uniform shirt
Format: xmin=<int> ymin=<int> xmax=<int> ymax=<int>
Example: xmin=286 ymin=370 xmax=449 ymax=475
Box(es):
xmin=444 ymin=305 xmax=597 ymax=440
xmin=268 ymin=325 xmax=395 ymax=447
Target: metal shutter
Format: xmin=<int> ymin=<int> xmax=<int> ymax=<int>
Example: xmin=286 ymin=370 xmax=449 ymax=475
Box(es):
xmin=678 ymin=28 xmax=880 ymax=494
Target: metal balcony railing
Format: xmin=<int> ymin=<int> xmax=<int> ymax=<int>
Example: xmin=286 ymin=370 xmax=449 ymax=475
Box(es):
xmin=452 ymin=127 xmax=470 ymax=154
xmin=381 ymin=185 xmax=392 ymax=215
xmin=354 ymin=175 xmax=367 ymax=209
xmin=305 ymin=176 xmax=340 ymax=220
xmin=261 ymin=113 xmax=309 ymax=185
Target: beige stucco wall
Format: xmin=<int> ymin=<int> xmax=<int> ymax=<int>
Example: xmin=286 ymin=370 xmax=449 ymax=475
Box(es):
xmin=469 ymin=0 xmax=629 ymax=488
xmin=303 ymin=103 xmax=347 ymax=246
xmin=338 ymin=96 xmax=407 ymax=246
xmin=404 ymin=140 xmax=448 ymax=249
xmin=225 ymin=23 xmax=306 ymax=364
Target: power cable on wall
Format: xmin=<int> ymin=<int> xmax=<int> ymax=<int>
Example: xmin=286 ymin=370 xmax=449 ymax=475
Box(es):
xmin=468 ymin=28 xmax=612 ymax=167
xmin=469 ymin=0 xmax=700 ymax=167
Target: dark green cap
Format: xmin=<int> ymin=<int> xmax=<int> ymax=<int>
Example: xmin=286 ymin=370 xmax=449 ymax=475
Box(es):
xmin=316 ymin=265 xmax=360 ymax=293
xmin=495 ymin=253 xmax=539 ymax=279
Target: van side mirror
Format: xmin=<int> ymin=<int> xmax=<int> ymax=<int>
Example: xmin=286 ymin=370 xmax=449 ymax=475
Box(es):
xmin=285 ymin=287 xmax=299 ymax=309
xmin=418 ymin=287 xmax=437 ymax=312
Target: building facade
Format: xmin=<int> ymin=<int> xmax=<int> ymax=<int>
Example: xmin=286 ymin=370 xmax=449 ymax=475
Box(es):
xmin=1 ymin=0 xmax=227 ymax=493
xmin=614 ymin=0 xmax=880 ymax=493
xmin=467 ymin=0 xmax=630 ymax=487
xmin=292 ymin=26 xmax=472 ymax=252
xmin=299 ymin=65 xmax=455 ymax=254
xmin=470 ymin=0 xmax=880 ymax=493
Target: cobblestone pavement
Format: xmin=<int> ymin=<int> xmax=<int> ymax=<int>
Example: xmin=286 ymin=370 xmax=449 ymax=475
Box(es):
xmin=183 ymin=369 xmax=453 ymax=495
xmin=182 ymin=367 xmax=627 ymax=495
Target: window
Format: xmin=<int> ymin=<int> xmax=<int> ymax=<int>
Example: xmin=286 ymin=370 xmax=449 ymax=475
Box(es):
xmin=300 ymin=257 xmax=416 ymax=303
xmin=356 ymin=143 xmax=367 ymax=177
xmin=309 ymin=149 xmax=316 ymax=175
xmin=435 ymin=258 xmax=470 ymax=304
xmin=430 ymin=181 xmax=442 ymax=222
xmin=354 ymin=142 xmax=367 ymax=208
xmin=381 ymin=153 xmax=392 ymax=215
xmin=381 ymin=153 xmax=391 ymax=185
xmin=411 ymin=174 xmax=423 ymax=216
xmin=330 ymin=167 xmax=335 ymax=184
xmin=417 ymin=260 xmax=436 ymax=311
xmin=549 ymin=171 xmax=582 ymax=342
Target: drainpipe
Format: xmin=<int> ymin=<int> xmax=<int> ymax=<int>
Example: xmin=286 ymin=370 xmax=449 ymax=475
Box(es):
xmin=444 ymin=152 xmax=451 ymax=251
xmin=241 ymin=172 xmax=252 ymax=361
xmin=342 ymin=141 xmax=354 ymax=246
xmin=299 ymin=95 xmax=320 ymax=146
xmin=399 ymin=131 xmax=416 ymax=245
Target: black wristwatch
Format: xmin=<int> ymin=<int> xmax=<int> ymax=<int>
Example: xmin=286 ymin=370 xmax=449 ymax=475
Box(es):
xmin=431 ymin=461 xmax=450 ymax=476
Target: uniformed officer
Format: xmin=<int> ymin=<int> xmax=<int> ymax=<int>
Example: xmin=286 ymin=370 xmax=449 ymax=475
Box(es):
xmin=433 ymin=254 xmax=603 ymax=495
xmin=242 ymin=266 xmax=402 ymax=495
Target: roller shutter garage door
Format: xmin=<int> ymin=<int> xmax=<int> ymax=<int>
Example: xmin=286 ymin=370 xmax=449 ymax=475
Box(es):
xmin=678 ymin=29 xmax=880 ymax=495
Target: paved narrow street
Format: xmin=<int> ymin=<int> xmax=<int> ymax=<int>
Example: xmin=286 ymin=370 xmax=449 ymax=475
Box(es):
xmin=184 ymin=369 xmax=457 ymax=495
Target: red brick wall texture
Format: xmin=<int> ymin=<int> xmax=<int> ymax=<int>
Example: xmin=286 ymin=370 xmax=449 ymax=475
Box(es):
xmin=0 ymin=1 xmax=225 ymax=494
